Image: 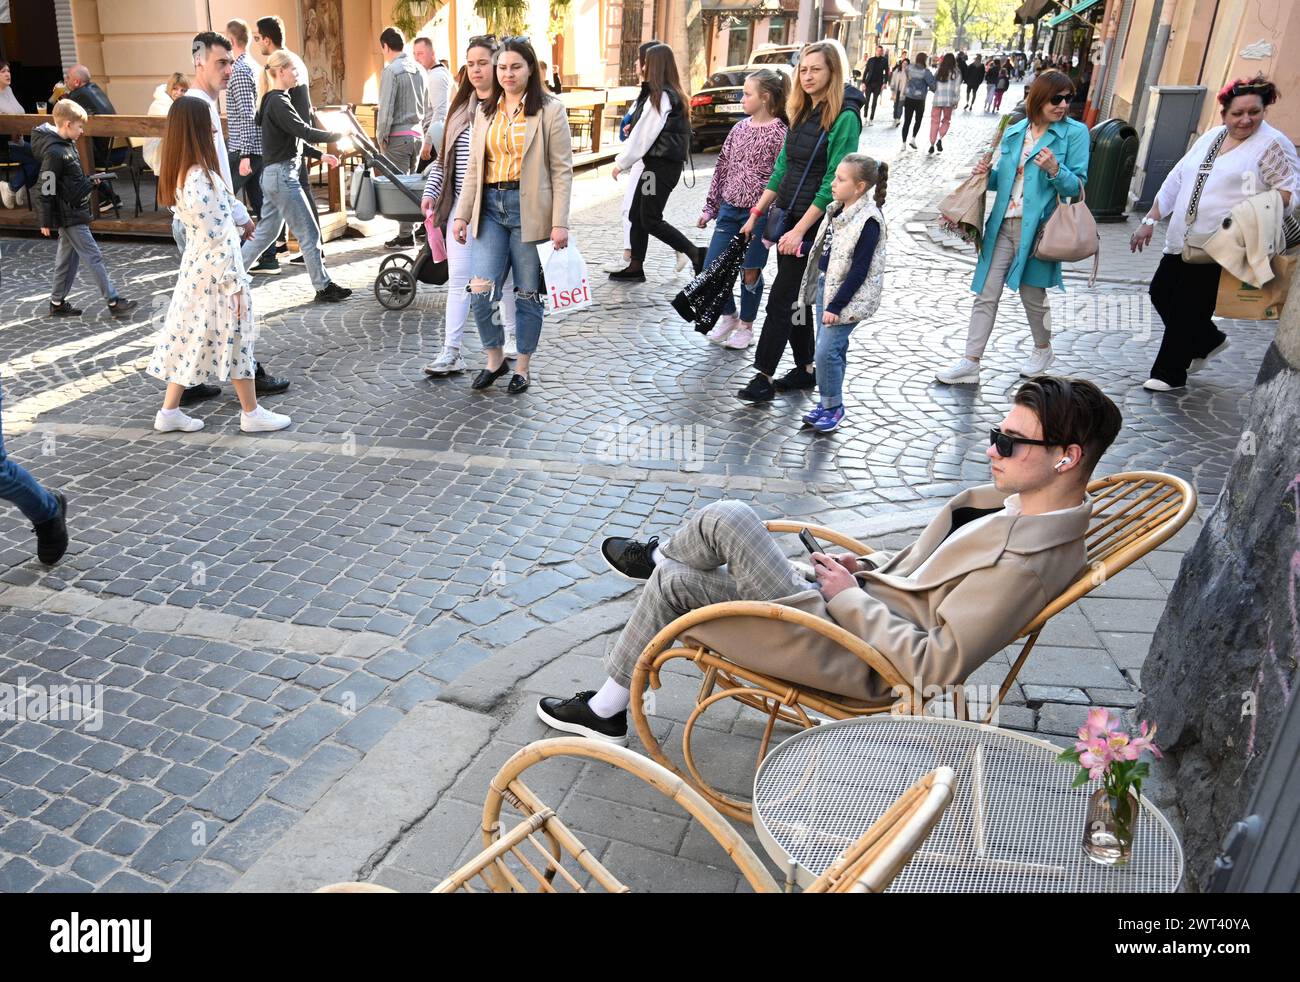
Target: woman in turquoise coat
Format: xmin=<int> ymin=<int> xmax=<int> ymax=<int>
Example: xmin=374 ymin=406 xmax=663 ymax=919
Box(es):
xmin=936 ymin=70 xmax=1090 ymax=385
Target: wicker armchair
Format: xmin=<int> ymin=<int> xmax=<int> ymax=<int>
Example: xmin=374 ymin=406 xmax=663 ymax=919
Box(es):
xmin=316 ymin=739 xmax=954 ymax=893
xmin=629 ymin=471 xmax=1197 ymax=822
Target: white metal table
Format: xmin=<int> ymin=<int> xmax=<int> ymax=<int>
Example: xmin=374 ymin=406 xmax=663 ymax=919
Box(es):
xmin=752 ymin=716 xmax=1183 ymax=892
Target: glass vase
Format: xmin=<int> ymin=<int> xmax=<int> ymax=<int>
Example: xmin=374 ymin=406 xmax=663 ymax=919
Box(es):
xmin=1082 ymin=786 xmax=1139 ymax=866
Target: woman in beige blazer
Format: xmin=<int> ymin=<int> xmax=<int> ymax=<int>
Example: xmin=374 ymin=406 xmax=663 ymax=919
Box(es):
xmin=453 ymin=38 xmax=573 ymax=394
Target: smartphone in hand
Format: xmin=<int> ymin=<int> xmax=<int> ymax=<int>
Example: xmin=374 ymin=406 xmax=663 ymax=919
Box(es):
xmin=799 ymin=528 xmax=823 ymax=556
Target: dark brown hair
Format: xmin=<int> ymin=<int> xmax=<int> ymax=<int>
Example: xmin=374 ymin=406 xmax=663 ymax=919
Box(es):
xmin=254 ymin=16 xmax=284 ymax=48
xmin=748 ymin=67 xmax=789 ymax=126
xmin=1218 ymin=73 xmax=1279 ymax=110
xmin=480 ymin=38 xmax=547 ymax=118
xmin=936 ymin=52 xmax=956 ymax=83
xmin=643 ymin=43 xmax=688 ymax=116
xmin=1026 ymin=70 xmax=1075 ymax=122
xmin=1014 ymin=376 xmax=1122 ymax=476
xmin=839 ymin=153 xmax=888 ymax=207
xmin=157 ymin=95 xmax=222 ymax=208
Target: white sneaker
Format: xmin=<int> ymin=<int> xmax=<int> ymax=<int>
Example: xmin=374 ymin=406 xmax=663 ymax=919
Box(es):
xmin=1018 ymin=345 xmax=1054 ymax=377
xmin=1142 ymin=378 xmax=1181 ymax=392
xmin=725 ymin=323 xmax=754 ymax=349
xmin=503 ymin=329 xmax=518 ymax=358
xmin=1188 ymin=337 xmax=1230 ymax=375
xmin=0 ymin=184 xmax=15 ymax=208
xmin=153 ymin=409 xmax=204 ymax=432
xmin=602 ymin=255 xmax=631 ymax=273
xmin=675 ymin=251 xmax=690 ymax=273
xmin=14 ymin=186 xmax=28 ymax=207
xmin=935 ymin=357 xmax=981 ymax=385
xmin=240 ymin=406 xmax=292 ymax=432
xmin=706 ymin=313 xmax=739 ymax=344
xmin=423 ymin=348 xmax=465 ymax=375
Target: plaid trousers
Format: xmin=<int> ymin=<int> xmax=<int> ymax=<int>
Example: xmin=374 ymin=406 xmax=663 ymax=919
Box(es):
xmin=604 ymin=500 xmax=811 ymax=687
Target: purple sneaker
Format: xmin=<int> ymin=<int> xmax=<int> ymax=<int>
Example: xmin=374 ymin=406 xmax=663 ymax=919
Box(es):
xmin=801 ymin=404 xmax=827 ymax=427
xmin=812 ymin=405 xmax=846 ymax=433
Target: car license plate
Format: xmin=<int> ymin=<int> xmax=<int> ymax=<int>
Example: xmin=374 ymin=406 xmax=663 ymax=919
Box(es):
xmin=715 ymin=103 xmax=744 ymax=114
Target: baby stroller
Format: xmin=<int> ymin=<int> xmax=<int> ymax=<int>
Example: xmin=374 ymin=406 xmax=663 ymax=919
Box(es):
xmin=345 ymin=110 xmax=448 ymax=310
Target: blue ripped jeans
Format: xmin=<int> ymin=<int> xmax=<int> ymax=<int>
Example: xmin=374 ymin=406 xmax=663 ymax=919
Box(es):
xmin=469 ymin=187 xmax=544 ymax=355
xmin=701 ymin=201 xmax=769 ymax=322
xmin=813 ymin=273 xmax=860 ymax=409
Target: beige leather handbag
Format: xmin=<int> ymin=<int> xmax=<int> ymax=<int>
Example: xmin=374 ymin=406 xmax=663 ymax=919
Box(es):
xmin=1033 ymin=186 xmax=1100 ymax=285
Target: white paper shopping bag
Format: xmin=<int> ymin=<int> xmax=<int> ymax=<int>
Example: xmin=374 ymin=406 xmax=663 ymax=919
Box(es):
xmin=537 ymin=240 xmax=594 ymax=314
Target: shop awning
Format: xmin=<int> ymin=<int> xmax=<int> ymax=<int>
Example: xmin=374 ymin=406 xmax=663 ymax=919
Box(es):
xmin=701 ymin=0 xmax=783 ymax=14
xmin=1047 ymin=0 xmax=1103 ymax=28
xmin=823 ymin=0 xmax=862 ymax=18
xmin=1014 ymin=0 xmax=1055 ymax=25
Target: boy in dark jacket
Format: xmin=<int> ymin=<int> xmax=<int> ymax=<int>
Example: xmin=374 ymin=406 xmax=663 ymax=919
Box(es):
xmin=33 ymin=100 xmax=134 ymax=318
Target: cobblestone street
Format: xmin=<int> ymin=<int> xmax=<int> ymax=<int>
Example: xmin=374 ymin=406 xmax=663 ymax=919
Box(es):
xmin=0 ymin=90 xmax=1264 ymax=891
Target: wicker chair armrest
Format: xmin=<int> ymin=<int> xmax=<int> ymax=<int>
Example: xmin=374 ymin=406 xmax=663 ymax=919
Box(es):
xmin=764 ymin=520 xmax=875 ymax=556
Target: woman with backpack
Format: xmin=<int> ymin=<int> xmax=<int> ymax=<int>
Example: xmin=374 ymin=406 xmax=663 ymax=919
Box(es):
xmin=984 ymin=58 xmax=1001 ymax=113
xmin=900 ymin=52 xmax=936 ymax=150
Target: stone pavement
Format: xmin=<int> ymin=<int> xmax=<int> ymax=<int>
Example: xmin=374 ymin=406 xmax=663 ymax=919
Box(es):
xmin=0 ymin=84 xmax=1253 ymax=890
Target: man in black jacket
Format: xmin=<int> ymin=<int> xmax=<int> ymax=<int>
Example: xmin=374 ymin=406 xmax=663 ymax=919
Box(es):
xmin=34 ymin=100 xmax=134 ymax=319
xmin=860 ymin=47 xmax=890 ymax=124
xmin=62 ymin=64 xmax=125 ymax=211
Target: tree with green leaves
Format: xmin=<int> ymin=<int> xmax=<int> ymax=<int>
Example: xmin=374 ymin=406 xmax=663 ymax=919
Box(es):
xmin=933 ymin=0 xmax=1019 ymax=51
xmin=391 ymin=0 xmax=570 ymax=42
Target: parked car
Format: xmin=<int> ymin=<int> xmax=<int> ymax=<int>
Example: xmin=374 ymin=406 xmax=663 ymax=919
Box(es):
xmin=749 ymin=44 xmax=801 ymax=68
xmin=689 ymin=62 xmax=792 ymax=152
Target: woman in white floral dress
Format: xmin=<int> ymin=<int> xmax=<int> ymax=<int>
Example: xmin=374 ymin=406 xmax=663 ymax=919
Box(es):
xmin=148 ymin=97 xmax=290 ymax=433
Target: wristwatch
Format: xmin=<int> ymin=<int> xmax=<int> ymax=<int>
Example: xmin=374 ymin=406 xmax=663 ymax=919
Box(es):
xmin=1141 ymin=216 xmax=1157 ymax=227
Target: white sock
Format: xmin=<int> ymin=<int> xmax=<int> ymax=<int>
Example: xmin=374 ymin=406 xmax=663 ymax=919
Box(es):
xmin=650 ymin=545 xmax=665 ymax=567
xmin=588 ymin=678 xmax=630 ymax=718
xmin=159 ymin=407 xmax=182 ymax=418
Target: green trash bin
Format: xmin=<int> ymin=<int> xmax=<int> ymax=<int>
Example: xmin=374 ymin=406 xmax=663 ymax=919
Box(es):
xmin=1086 ymin=118 xmax=1140 ymax=222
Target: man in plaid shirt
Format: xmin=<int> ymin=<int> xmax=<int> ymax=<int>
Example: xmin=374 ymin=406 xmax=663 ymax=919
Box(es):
xmin=225 ymin=19 xmax=263 ymax=221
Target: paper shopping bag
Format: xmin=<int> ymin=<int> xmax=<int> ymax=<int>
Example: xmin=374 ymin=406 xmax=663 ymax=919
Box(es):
xmin=537 ymin=240 xmax=594 ymax=314
xmin=1215 ymin=253 xmax=1297 ymax=320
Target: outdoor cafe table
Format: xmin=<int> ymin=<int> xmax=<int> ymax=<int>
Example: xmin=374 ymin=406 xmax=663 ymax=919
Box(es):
xmin=752 ymin=715 xmax=1184 ymax=892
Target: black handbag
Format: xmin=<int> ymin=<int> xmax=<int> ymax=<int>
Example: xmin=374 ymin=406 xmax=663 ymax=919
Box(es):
xmin=671 ymin=232 xmax=745 ymax=332
xmin=763 ymin=131 xmax=826 ymax=244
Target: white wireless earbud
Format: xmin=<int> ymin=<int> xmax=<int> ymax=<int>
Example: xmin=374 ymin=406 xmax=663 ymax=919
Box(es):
xmin=1055 ymin=456 xmax=1071 ymax=470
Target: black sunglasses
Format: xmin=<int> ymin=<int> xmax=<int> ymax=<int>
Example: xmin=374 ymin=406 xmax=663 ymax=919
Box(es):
xmin=1048 ymin=93 xmax=1072 ymax=105
xmin=501 ymin=35 xmax=530 ymax=45
xmin=990 ymin=426 xmax=1053 ymax=458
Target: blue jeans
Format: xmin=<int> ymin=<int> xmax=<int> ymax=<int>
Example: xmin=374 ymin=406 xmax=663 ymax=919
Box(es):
xmin=469 ymin=187 xmax=544 ymax=355
xmin=813 ymin=273 xmax=859 ymax=409
xmin=5 ymin=140 xmax=39 ymax=190
xmin=51 ymin=224 xmax=118 ymax=304
xmin=240 ymin=160 xmax=330 ymax=291
xmin=702 ymin=201 xmax=769 ymax=321
xmin=0 ymin=382 xmax=58 ymax=524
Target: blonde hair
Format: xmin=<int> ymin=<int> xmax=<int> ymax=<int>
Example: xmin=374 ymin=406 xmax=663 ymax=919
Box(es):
xmin=167 ymin=72 xmax=190 ymax=92
xmin=787 ymin=42 xmax=844 ymax=131
xmin=53 ymin=99 xmax=87 ymax=124
xmin=262 ymin=48 xmax=295 ymax=94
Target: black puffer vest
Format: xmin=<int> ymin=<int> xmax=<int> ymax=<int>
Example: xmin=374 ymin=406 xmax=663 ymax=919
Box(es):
xmin=775 ymin=84 xmax=865 ymax=220
xmin=629 ymin=84 xmax=689 ymax=163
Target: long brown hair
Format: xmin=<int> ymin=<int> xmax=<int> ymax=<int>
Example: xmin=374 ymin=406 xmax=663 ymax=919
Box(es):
xmin=936 ymin=52 xmax=956 ymax=83
xmin=444 ymin=36 xmax=498 ymax=160
xmin=643 ymin=43 xmax=688 ymax=112
xmin=157 ymin=96 xmax=222 ymax=208
xmin=748 ymin=68 xmax=789 ymax=126
xmin=480 ymin=38 xmax=547 ymax=118
xmin=787 ymin=42 xmax=844 ymax=131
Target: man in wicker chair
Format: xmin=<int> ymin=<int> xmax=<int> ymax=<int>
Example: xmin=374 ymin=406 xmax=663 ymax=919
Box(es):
xmin=539 ymin=377 xmax=1123 ymax=745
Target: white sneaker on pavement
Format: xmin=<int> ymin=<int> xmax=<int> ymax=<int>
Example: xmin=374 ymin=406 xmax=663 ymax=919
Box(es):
xmin=935 ymin=357 xmax=981 ymax=385
xmin=706 ymin=313 xmax=739 ymax=344
xmin=424 ymin=348 xmax=466 ymax=375
xmin=1142 ymin=378 xmax=1180 ymax=392
xmin=725 ymin=323 xmax=754 ymax=349
xmin=602 ymin=254 xmax=631 ymax=273
xmin=675 ymin=251 xmax=690 ymax=273
xmin=504 ymin=329 xmax=518 ymax=358
xmin=1188 ymin=337 xmax=1230 ymax=375
xmin=153 ymin=409 xmax=204 ymax=432
xmin=1018 ymin=345 xmax=1054 ymax=377
xmin=240 ymin=406 xmax=292 ymax=432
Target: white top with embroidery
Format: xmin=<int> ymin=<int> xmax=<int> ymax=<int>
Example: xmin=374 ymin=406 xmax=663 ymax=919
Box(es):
xmin=1154 ymin=120 xmax=1300 ymax=254
xmin=1002 ymin=134 xmax=1038 ymax=220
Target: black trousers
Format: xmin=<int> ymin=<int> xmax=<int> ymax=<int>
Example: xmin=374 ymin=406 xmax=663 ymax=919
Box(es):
xmin=965 ymin=83 xmax=980 ymax=106
xmin=1148 ymin=252 xmax=1227 ymax=387
xmin=629 ymin=157 xmax=696 ymax=262
xmin=754 ymin=249 xmax=815 ymax=376
xmin=864 ymin=83 xmax=883 ymax=120
xmin=902 ymin=98 xmax=926 ymax=140
xmin=229 ymin=151 xmax=263 ymax=218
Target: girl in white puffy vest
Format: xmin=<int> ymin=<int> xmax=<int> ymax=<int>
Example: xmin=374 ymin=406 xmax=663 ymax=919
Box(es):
xmin=795 ymin=153 xmax=888 ymax=433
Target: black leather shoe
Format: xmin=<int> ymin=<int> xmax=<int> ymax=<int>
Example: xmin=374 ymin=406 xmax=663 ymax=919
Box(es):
xmin=536 ymin=691 xmax=629 ymax=745
xmin=314 ymin=282 xmax=352 ymax=303
xmin=471 ymin=359 xmax=512 ymax=390
xmin=35 ymin=491 xmax=68 ymax=566
xmin=601 ymin=535 xmax=659 ymax=580
xmin=384 ymin=235 xmax=410 ymax=250
xmin=506 ymin=373 xmax=530 ymax=394
xmin=107 ymin=297 xmax=136 ymax=318
xmin=737 ymin=373 xmax=776 ymax=403
xmin=48 ymin=301 xmax=82 ymax=317
xmin=255 ymin=371 xmax=291 ymax=395
xmin=179 ymin=383 xmax=221 ymax=406
xmin=607 ymin=266 xmax=646 ymax=282
xmin=773 ymin=366 xmax=816 ymax=391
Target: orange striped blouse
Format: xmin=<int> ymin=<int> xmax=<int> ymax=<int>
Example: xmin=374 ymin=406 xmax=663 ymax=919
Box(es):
xmin=485 ymin=102 xmax=527 ymax=183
